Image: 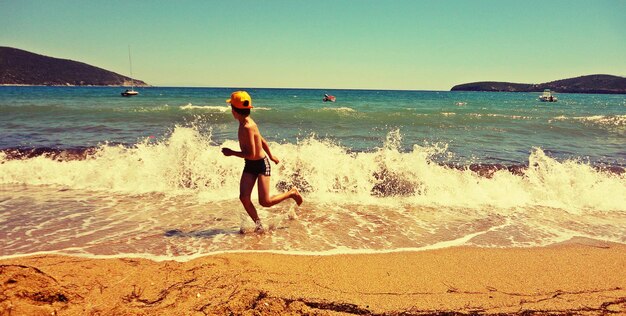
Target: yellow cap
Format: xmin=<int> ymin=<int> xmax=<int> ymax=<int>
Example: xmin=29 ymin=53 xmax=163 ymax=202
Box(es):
xmin=226 ymin=91 xmax=253 ymax=109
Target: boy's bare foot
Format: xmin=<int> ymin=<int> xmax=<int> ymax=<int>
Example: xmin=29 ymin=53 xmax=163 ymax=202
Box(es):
xmin=291 ymin=188 xmax=303 ymax=206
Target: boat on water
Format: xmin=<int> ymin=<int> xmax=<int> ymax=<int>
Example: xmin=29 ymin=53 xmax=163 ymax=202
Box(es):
xmin=121 ymin=46 xmax=139 ymax=97
xmin=121 ymin=89 xmax=138 ymax=97
xmin=539 ymin=89 xmax=557 ymax=102
xmin=323 ymin=93 xmax=336 ymax=102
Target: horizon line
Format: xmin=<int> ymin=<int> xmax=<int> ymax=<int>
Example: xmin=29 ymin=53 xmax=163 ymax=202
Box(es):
xmin=0 ymin=84 xmax=452 ymax=92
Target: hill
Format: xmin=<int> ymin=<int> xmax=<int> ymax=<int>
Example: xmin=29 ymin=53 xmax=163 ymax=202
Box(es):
xmin=0 ymin=47 xmax=148 ymax=86
xmin=450 ymin=75 xmax=626 ymax=94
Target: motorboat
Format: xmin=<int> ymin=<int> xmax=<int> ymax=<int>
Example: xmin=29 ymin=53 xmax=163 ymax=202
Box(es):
xmin=323 ymin=93 xmax=336 ymax=102
xmin=539 ymin=89 xmax=557 ymax=102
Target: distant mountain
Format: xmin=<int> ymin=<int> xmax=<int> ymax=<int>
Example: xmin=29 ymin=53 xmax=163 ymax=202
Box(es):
xmin=451 ymin=75 xmax=626 ymax=94
xmin=0 ymin=47 xmax=148 ymax=86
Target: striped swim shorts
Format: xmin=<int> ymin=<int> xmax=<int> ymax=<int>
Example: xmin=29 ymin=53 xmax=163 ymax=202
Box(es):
xmin=243 ymin=156 xmax=271 ymax=176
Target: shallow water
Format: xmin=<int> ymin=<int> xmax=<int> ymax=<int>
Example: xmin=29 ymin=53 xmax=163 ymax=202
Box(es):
xmin=1 ymin=87 xmax=625 ymax=260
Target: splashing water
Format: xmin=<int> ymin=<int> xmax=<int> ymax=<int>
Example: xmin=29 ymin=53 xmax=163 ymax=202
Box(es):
xmin=2 ymin=126 xmax=623 ymax=210
xmin=1 ymin=126 xmax=625 ymax=260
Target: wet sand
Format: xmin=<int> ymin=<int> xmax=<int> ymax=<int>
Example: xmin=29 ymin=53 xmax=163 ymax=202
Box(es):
xmin=1 ymin=239 xmax=625 ymax=315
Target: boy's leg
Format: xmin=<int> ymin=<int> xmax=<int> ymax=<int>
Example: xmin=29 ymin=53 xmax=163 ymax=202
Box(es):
xmin=240 ymin=172 xmax=261 ymax=223
xmin=257 ymin=175 xmax=303 ymax=207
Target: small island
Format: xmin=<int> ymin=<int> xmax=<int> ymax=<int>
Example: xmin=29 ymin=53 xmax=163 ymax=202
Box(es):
xmin=451 ymin=74 xmax=626 ymax=94
xmin=0 ymin=47 xmax=148 ymax=87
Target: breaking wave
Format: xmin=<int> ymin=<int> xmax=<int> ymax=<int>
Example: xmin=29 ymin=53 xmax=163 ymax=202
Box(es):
xmin=1 ymin=126 xmax=625 ymax=212
xmin=550 ymin=114 xmax=626 ymax=127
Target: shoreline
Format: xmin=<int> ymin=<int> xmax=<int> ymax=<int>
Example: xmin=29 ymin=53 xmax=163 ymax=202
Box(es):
xmin=1 ymin=240 xmax=624 ymax=315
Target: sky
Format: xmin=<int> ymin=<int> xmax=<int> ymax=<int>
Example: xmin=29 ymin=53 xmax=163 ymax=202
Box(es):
xmin=1 ymin=0 xmax=625 ymax=90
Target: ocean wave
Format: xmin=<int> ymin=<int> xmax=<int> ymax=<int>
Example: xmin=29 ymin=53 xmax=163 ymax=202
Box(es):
xmin=320 ymin=107 xmax=355 ymax=112
xmin=180 ymin=104 xmax=272 ymax=111
xmin=579 ymin=115 xmax=626 ymax=126
xmin=468 ymin=113 xmax=533 ymax=120
xmin=549 ymin=114 xmax=626 ymax=126
xmin=126 ymin=105 xmax=171 ymax=113
xmin=1 ymin=127 xmax=625 ymax=212
xmin=180 ymin=104 xmax=230 ymax=112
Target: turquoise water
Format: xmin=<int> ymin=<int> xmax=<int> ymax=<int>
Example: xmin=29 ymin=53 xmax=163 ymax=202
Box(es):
xmin=1 ymin=86 xmax=624 ymax=165
xmin=1 ymin=86 xmax=625 ymax=259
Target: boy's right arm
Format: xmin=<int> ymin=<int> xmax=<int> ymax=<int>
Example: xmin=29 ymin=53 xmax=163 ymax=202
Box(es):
xmin=221 ymin=147 xmax=236 ymax=156
xmin=222 ymin=126 xmax=256 ymax=159
xmin=222 ymin=147 xmax=252 ymax=159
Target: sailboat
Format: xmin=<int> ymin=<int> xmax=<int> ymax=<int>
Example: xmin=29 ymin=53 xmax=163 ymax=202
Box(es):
xmin=121 ymin=46 xmax=138 ymax=97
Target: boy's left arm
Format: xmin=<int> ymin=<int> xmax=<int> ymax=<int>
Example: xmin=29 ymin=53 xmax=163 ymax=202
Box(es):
xmin=262 ymin=137 xmax=280 ymax=164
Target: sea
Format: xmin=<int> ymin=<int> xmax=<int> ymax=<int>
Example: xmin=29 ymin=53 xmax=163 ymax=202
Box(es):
xmin=1 ymin=86 xmax=625 ymax=261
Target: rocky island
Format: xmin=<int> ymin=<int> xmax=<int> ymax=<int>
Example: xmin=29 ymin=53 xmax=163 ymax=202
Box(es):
xmin=451 ymin=74 xmax=626 ymax=94
xmin=0 ymin=47 xmax=148 ymax=86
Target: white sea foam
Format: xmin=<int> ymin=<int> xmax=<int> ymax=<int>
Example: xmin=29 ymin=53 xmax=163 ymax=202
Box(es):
xmin=1 ymin=126 xmax=624 ymax=212
xmin=2 ymin=129 xmax=625 ymax=259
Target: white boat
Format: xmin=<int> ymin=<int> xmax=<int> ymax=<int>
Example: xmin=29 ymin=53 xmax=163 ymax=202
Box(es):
xmin=121 ymin=46 xmax=139 ymax=97
xmin=121 ymin=89 xmax=138 ymax=97
xmin=539 ymin=89 xmax=557 ymax=102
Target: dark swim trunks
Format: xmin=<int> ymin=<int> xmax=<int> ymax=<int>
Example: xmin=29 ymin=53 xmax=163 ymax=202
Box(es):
xmin=243 ymin=156 xmax=271 ymax=176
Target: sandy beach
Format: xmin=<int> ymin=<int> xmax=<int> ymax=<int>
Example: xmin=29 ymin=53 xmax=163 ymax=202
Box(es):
xmin=1 ymin=239 xmax=624 ymax=315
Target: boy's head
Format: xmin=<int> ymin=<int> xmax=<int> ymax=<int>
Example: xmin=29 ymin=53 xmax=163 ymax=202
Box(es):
xmin=227 ymin=91 xmax=253 ymax=116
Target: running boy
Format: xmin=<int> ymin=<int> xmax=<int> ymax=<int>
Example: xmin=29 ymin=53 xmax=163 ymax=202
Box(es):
xmin=221 ymin=91 xmax=303 ymax=232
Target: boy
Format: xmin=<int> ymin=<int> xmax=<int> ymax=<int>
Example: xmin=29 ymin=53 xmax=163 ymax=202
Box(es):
xmin=221 ymin=91 xmax=303 ymax=232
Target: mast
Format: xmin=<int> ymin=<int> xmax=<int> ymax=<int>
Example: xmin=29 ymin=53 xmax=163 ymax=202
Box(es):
xmin=128 ymin=45 xmax=134 ymax=90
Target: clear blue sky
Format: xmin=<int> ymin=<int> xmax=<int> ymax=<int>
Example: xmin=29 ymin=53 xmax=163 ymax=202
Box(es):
xmin=1 ymin=0 xmax=624 ymax=90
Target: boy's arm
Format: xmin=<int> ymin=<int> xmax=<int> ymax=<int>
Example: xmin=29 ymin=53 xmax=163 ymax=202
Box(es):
xmin=222 ymin=126 xmax=257 ymax=159
xmin=262 ymin=137 xmax=280 ymax=164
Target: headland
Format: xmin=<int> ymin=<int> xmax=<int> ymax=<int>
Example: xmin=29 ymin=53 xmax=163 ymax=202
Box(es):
xmin=451 ymin=74 xmax=626 ymax=94
xmin=0 ymin=47 xmax=148 ymax=87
